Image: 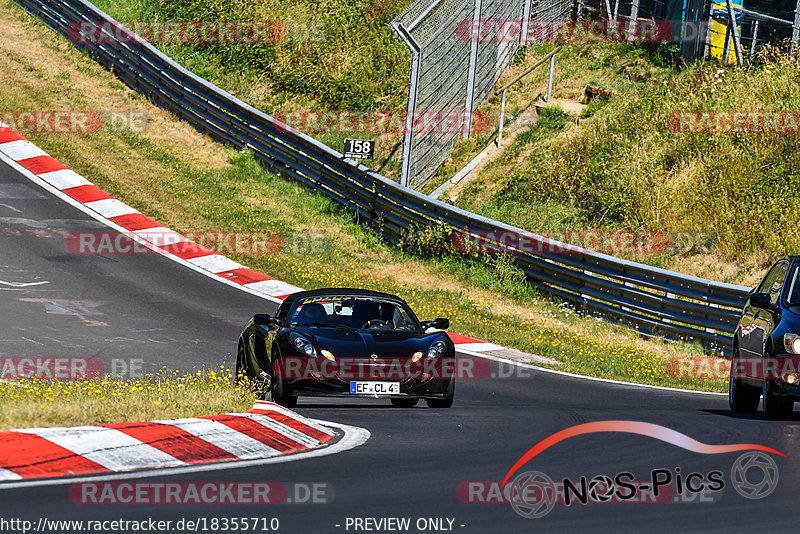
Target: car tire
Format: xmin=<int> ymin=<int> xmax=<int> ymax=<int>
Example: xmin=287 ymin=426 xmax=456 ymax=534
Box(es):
xmin=763 ymin=379 xmax=793 ymax=420
xmin=235 ymin=340 xmax=250 ymax=385
xmin=426 ymin=379 xmax=455 ymax=408
xmin=268 ymin=375 xmax=297 ymax=408
xmin=390 ymin=398 xmax=419 ymax=408
xmin=728 ymin=345 xmax=759 ymax=413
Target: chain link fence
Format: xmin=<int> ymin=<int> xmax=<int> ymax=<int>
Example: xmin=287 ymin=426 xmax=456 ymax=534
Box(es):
xmin=392 ymin=0 xmax=573 ymax=188
xmin=393 ymin=0 xmax=800 ymax=189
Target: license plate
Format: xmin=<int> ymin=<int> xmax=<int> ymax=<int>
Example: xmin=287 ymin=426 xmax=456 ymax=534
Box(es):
xmin=349 ymin=381 xmax=400 ymax=395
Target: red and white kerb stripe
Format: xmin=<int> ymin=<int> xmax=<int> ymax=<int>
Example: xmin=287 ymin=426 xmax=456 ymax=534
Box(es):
xmin=0 ymin=402 xmax=334 ymax=481
xmin=0 ymin=124 xmax=301 ymax=301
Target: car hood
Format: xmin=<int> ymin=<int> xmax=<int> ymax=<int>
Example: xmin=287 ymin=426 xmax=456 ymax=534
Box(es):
xmin=290 ymin=327 xmax=446 ymax=358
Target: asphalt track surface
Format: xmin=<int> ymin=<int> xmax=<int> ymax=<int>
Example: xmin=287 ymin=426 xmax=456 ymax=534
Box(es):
xmin=1 ymin=156 xmax=799 ymax=533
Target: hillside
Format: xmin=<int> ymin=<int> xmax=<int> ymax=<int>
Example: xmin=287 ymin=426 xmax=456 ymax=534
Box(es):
xmin=446 ymin=43 xmax=799 ymax=286
xmin=90 ymin=0 xmax=412 ymax=178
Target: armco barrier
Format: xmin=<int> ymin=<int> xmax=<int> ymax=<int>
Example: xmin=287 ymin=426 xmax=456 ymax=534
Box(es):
xmin=13 ymin=0 xmax=751 ymax=354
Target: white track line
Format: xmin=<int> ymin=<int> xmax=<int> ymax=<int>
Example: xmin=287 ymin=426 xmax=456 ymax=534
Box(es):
xmin=0 ymin=421 xmax=369 ymax=490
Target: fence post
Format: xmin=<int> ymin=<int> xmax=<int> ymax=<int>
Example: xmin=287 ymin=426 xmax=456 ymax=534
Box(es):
xmin=723 ymin=22 xmax=732 ymax=63
xmin=725 ymin=0 xmax=744 ymax=66
xmin=576 ymin=0 xmax=583 ymax=20
xmin=749 ymin=19 xmax=759 ymax=62
xmin=498 ymin=89 xmax=507 ymax=146
xmin=627 ymin=0 xmax=640 ymax=42
xmin=463 ymin=0 xmax=483 ymax=139
xmin=393 ymin=22 xmax=420 ymax=188
xmin=793 ymin=0 xmax=800 ymax=57
xmin=703 ymin=5 xmax=713 ymax=59
xmin=521 ymin=0 xmax=532 ymax=55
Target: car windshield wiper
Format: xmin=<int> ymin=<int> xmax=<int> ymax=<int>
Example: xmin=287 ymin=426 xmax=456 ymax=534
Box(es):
xmin=293 ymin=322 xmax=359 ymax=333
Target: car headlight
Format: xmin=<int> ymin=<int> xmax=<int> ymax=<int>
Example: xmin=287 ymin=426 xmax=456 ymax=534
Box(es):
xmin=784 ymin=333 xmax=800 ymax=355
xmin=427 ymin=339 xmax=447 ymax=358
xmin=291 ymin=332 xmax=317 ymax=357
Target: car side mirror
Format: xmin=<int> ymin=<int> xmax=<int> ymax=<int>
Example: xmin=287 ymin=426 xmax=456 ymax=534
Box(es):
xmin=423 ymin=318 xmax=449 ymax=331
xmin=254 ymin=314 xmax=281 ymax=326
xmin=750 ymin=293 xmax=774 ymax=311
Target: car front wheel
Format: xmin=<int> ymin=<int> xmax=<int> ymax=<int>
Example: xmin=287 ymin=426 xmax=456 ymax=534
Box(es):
xmin=728 ymin=345 xmax=759 ymax=413
xmin=268 ymin=374 xmax=297 ymax=408
xmin=763 ymin=379 xmax=793 ymax=420
xmin=426 ymin=379 xmax=455 ymax=408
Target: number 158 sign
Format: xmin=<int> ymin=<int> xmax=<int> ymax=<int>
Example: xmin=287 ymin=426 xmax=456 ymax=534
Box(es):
xmin=343 ymin=138 xmax=375 ymax=160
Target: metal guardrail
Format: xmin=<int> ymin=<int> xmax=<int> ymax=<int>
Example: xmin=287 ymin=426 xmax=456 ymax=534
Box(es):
xmin=15 ymin=0 xmax=752 ymax=354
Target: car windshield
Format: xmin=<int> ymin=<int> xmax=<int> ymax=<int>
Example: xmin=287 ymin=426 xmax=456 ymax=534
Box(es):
xmin=289 ymin=296 xmax=420 ymax=332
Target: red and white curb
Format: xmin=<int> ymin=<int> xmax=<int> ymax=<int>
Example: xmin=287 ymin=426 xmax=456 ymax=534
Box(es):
xmin=0 ymin=401 xmax=337 ymax=482
xmin=0 ymin=122 xmax=544 ymax=359
xmin=0 ymin=125 xmax=301 ymax=303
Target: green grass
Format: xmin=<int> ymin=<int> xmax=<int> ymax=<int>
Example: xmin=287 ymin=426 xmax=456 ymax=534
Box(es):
xmin=438 ymin=43 xmax=799 ymax=283
xmin=87 ymin=0 xmax=413 ymax=179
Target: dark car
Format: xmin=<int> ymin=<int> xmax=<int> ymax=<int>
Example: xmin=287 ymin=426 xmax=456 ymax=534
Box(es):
xmin=235 ymin=288 xmax=455 ymax=408
xmin=730 ymin=255 xmax=800 ymax=418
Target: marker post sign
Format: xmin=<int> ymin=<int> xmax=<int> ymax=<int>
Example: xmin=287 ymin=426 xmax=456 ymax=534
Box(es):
xmin=343 ymin=138 xmax=375 ymax=160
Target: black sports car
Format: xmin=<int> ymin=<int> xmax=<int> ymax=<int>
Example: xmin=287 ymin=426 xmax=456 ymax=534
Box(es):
xmin=235 ymin=288 xmax=455 ymax=408
xmin=730 ymin=255 xmax=800 ymax=419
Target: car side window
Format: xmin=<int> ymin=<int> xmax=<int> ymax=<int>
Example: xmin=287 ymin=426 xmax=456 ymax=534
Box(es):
xmin=786 ymin=267 xmax=800 ymax=305
xmin=757 ymin=262 xmax=786 ymax=295
xmin=769 ymin=262 xmax=789 ymax=304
